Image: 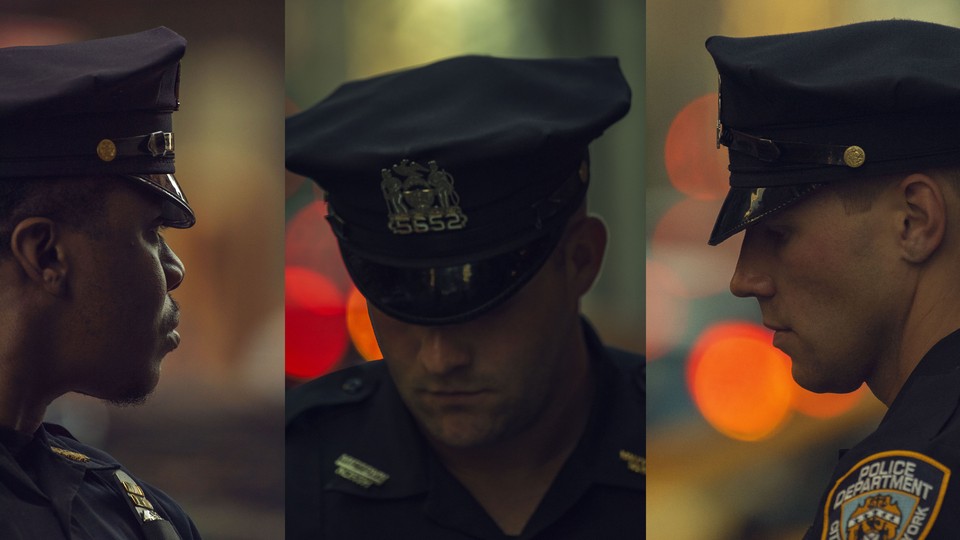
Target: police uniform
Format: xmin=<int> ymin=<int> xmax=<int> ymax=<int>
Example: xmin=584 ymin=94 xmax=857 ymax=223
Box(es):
xmin=287 ymin=321 xmax=643 ymax=539
xmin=285 ymin=56 xmax=642 ymax=538
xmin=706 ymin=20 xmax=960 ymax=538
xmin=803 ymin=331 xmax=960 ymax=539
xmin=0 ymin=423 xmax=200 ymax=539
xmin=0 ymin=28 xmax=198 ymax=539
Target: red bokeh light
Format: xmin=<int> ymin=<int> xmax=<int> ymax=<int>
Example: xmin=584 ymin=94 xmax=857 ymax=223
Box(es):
xmin=664 ymin=93 xmax=730 ymax=200
xmin=285 ymin=266 xmax=348 ymax=380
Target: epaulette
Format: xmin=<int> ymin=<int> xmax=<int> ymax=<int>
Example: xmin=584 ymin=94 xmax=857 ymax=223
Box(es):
xmin=286 ymin=361 xmax=385 ymax=425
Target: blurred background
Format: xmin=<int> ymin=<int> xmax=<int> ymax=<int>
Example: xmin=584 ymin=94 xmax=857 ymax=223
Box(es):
xmin=1 ymin=2 xmax=284 ymax=538
xmin=284 ymin=0 xmax=645 ymax=382
xmin=646 ymin=1 xmax=960 ymax=538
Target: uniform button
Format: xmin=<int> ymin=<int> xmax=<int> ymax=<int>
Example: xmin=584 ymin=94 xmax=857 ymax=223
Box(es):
xmin=342 ymin=377 xmax=364 ymax=394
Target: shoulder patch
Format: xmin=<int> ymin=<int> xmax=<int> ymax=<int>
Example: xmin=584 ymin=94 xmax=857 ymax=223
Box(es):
xmin=822 ymin=450 xmax=950 ymax=540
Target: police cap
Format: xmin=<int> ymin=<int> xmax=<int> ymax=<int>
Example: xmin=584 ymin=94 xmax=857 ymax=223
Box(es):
xmin=286 ymin=55 xmax=630 ymax=325
xmin=706 ymin=20 xmax=960 ymax=245
xmin=0 ymin=27 xmax=195 ymax=228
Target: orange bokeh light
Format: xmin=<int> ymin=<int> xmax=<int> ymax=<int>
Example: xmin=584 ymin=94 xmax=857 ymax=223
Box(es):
xmin=664 ymin=92 xmax=730 ymax=200
xmin=687 ymin=322 xmax=794 ymax=441
xmin=346 ymin=286 xmax=383 ymax=361
xmin=792 ymin=383 xmax=866 ymax=419
xmin=285 ymin=266 xmax=348 ymax=380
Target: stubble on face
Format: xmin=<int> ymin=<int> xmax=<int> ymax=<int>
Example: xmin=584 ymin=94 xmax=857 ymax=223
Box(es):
xmin=740 ymin=186 xmax=908 ymax=395
xmin=372 ymin=259 xmax=580 ymax=451
xmin=68 ymin=186 xmax=183 ymax=406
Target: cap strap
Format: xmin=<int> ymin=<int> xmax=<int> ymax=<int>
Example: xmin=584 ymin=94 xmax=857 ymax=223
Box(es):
xmin=721 ymin=127 xmax=866 ymax=168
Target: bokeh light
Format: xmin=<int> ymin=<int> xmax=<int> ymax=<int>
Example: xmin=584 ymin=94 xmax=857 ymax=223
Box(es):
xmin=346 ymin=286 xmax=383 ymax=361
xmin=664 ymin=92 xmax=729 ymax=200
xmin=687 ymin=322 xmax=794 ymax=441
xmin=285 ymin=266 xmax=348 ymax=379
xmin=792 ymin=382 xmax=867 ymax=419
xmin=645 ymin=258 xmax=689 ymax=360
xmin=285 ymin=200 xmax=352 ymax=292
xmin=651 ymin=197 xmax=741 ymax=298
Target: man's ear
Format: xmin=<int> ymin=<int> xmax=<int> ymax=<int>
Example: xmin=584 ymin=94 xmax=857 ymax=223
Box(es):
xmin=10 ymin=217 xmax=68 ymax=295
xmin=563 ymin=215 xmax=608 ymax=297
xmin=896 ymin=173 xmax=946 ymax=263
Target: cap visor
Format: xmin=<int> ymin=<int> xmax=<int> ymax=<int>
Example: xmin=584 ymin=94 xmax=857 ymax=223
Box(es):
xmin=708 ymin=184 xmax=822 ymax=245
xmin=341 ymin=230 xmax=561 ymax=325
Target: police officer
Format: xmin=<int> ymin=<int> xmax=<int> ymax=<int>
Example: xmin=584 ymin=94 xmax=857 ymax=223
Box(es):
xmin=0 ymin=28 xmax=199 ymax=539
xmin=707 ymin=20 xmax=960 ymax=539
xmin=285 ymin=56 xmax=644 ymax=539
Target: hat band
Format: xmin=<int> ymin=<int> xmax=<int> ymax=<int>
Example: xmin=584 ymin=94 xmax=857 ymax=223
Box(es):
xmin=721 ymin=128 xmax=865 ymax=168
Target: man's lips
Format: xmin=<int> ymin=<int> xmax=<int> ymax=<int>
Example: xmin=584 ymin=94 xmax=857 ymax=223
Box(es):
xmin=763 ymin=320 xmax=789 ymax=332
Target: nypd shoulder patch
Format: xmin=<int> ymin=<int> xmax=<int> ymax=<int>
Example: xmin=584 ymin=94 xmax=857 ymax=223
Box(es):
xmin=822 ymin=450 xmax=950 ymax=540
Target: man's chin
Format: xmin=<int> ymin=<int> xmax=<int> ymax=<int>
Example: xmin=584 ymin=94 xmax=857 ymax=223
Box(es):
xmin=420 ymin=415 xmax=507 ymax=449
xmin=79 ymin=374 xmax=160 ymax=407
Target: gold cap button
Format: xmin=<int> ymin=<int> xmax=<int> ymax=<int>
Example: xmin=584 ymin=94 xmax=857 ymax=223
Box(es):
xmin=843 ymin=145 xmax=866 ymax=168
xmin=96 ymin=139 xmax=117 ymax=162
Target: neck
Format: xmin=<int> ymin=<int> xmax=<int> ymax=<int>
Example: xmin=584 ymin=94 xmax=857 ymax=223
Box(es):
xmin=0 ymin=359 xmax=53 ymax=434
xmin=868 ymin=259 xmax=960 ymax=406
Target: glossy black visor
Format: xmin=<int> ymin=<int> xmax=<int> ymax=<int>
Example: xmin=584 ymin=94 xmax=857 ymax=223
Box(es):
xmin=341 ymin=228 xmax=563 ymax=326
xmin=125 ymin=173 xmax=196 ymax=228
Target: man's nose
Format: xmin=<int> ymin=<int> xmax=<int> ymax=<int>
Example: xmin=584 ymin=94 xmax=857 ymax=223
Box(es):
xmin=162 ymin=240 xmax=186 ymax=291
xmin=729 ymin=231 xmax=774 ymax=299
xmin=417 ymin=329 xmax=471 ymax=375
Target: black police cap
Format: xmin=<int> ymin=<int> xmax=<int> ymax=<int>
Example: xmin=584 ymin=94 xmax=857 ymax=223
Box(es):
xmin=0 ymin=27 xmax=195 ymax=228
xmin=706 ymin=20 xmax=960 ymax=245
xmin=286 ymin=55 xmax=630 ymax=325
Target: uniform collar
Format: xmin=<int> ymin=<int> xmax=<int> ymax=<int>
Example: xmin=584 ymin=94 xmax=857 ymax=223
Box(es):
xmin=876 ymin=329 xmax=960 ymax=441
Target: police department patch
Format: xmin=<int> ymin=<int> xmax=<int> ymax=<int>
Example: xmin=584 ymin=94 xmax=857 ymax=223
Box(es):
xmin=822 ymin=450 xmax=950 ymax=540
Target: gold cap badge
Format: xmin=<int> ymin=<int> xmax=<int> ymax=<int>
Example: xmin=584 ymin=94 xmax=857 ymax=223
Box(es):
xmin=381 ymin=159 xmax=468 ymax=235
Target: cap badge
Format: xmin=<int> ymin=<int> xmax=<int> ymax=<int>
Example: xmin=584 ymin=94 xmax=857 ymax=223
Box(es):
xmin=381 ymin=159 xmax=468 ymax=235
xmin=334 ymin=453 xmax=390 ymax=488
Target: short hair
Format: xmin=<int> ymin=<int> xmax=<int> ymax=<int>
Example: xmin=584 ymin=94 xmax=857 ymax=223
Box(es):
xmin=0 ymin=176 xmax=117 ymax=257
xmin=833 ymin=167 xmax=960 ymax=215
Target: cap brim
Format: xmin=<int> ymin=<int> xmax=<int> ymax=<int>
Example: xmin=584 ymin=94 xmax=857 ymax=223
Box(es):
xmin=708 ymin=183 xmax=821 ymax=245
xmin=341 ymin=229 xmax=562 ymax=325
xmin=126 ymin=174 xmax=196 ymax=228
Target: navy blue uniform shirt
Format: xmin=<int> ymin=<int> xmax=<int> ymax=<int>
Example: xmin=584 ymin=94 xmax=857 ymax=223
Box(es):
xmin=0 ymin=423 xmax=200 ymax=539
xmin=804 ymin=330 xmax=960 ymax=539
xmin=287 ymin=320 xmax=644 ymax=539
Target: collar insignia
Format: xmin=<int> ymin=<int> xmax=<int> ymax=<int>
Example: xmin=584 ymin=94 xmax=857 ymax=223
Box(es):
xmin=334 ymin=453 xmax=390 ymax=488
xmin=620 ymin=449 xmax=645 ymax=475
xmin=50 ymin=446 xmax=90 ymax=462
xmin=381 ymin=159 xmax=468 ymax=235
